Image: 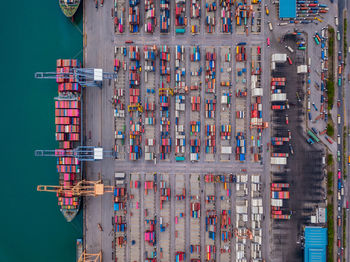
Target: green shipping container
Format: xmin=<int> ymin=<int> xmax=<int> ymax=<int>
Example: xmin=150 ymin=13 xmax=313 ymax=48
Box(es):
xmin=176 ymin=28 xmax=186 ymax=34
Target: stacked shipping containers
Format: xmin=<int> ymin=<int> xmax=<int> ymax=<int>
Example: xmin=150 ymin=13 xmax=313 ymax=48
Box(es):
xmin=55 ymin=59 xmax=82 ymax=212
xmin=174 ymin=48 xmax=186 ymax=160
xmin=160 ymin=0 xmax=170 ymax=33
xmin=114 ymin=0 xmax=125 ymax=33
xmin=220 ymin=0 xmax=233 ymax=33
xmin=113 ymin=174 xmax=127 ymax=257
xmin=159 ymin=46 xmax=172 ymax=160
xmin=189 ymin=46 xmax=202 ymax=161
xmin=270 ymin=183 xmax=291 ymax=219
xmin=129 ymin=46 xmax=143 ymax=160
xmin=144 ymin=46 xmax=157 ymax=160
xmin=145 ymin=0 xmax=156 ymax=33
xmin=190 ymin=0 xmax=201 ymax=34
xmin=175 ymin=0 xmax=187 ymax=33
xmin=129 ymin=0 xmax=140 ymax=33
xmin=205 ymin=1 xmax=216 ymax=33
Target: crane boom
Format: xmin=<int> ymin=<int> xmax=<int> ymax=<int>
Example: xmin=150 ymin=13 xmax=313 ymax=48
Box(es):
xmin=78 ymin=250 xmax=102 ymax=262
xmin=37 ymin=180 xmax=114 ymax=197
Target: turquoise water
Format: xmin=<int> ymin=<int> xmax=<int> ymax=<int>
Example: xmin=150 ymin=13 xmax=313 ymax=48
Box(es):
xmin=0 ymin=1 xmax=83 ymax=261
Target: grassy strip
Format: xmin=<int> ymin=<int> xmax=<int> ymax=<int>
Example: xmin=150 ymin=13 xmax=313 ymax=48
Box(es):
xmin=328 ymin=27 xmax=335 ymax=110
xmin=343 ymin=210 xmax=346 ymax=250
xmin=344 ymin=127 xmax=347 ymax=179
xmin=345 ymin=18 xmax=348 ymax=60
xmin=327 ymin=202 xmax=334 ymax=262
xmin=327 ymin=149 xmax=335 ymax=262
xmin=327 ymin=154 xmax=334 ymax=166
xmin=327 ymin=171 xmax=334 ymax=195
xmin=327 ymin=79 xmax=335 ymax=110
xmin=327 ymin=123 xmax=335 ymax=137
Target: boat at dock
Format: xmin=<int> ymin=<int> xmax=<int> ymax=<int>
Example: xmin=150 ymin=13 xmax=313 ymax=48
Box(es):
xmin=55 ymin=58 xmax=82 ymax=222
xmin=59 ymin=0 xmax=81 ymax=18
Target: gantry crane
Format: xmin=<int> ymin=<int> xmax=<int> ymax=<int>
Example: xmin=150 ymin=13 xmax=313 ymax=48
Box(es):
xmin=34 ymin=146 xmax=116 ymax=161
xmin=159 ymin=87 xmax=174 ymax=96
xmin=234 ymin=228 xmax=253 ymax=240
xmin=78 ymin=250 xmax=102 ymax=262
xmin=35 ymin=68 xmax=117 ymax=88
xmin=37 ymin=180 xmax=114 ymax=197
xmin=128 ymin=103 xmax=143 ymax=112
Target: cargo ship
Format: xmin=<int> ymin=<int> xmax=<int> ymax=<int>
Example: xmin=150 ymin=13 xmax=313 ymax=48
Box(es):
xmin=59 ymin=0 xmax=81 ymax=18
xmin=55 ymin=59 xmax=82 ymax=222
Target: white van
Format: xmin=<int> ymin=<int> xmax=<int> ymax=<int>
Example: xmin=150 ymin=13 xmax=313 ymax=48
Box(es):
xmin=268 ymin=21 xmax=273 ymax=31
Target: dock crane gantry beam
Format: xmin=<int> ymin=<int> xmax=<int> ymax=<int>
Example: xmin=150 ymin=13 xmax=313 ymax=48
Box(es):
xmin=35 ymin=68 xmax=117 ymax=88
xmin=37 ymin=180 xmax=114 ymax=197
xmin=34 ymin=146 xmax=116 ymax=161
xmin=78 ymin=250 xmax=102 ymax=262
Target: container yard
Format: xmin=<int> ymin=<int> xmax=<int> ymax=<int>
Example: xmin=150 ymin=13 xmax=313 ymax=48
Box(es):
xmin=114 ymin=0 xmax=126 ymax=33
xmin=175 ymin=0 xmax=187 ymax=34
xmin=174 ymin=174 xmax=186 ymax=259
xmin=129 ymin=173 xmax=141 ymax=261
xmin=235 ymin=174 xmax=250 ymax=261
xmin=159 ymin=174 xmax=171 ymax=261
xmin=204 ymin=174 xmax=217 ymax=261
xmin=205 ymin=0 xmax=217 ymax=33
xmin=159 ymin=45 xmax=172 ymax=160
xmin=189 ymin=46 xmax=202 ymax=162
xmin=204 ymin=48 xmax=217 ymax=161
xmin=144 ymin=173 xmax=157 ymax=261
xmin=129 ymin=0 xmax=140 ymax=33
xmin=235 ymin=0 xmax=253 ymax=35
xmin=110 ymin=44 xmax=270 ymax=164
xmin=218 ymin=174 xmax=233 ymax=261
xmin=143 ymin=45 xmax=157 ymax=161
xmin=250 ymin=174 xmax=263 ymax=260
xmin=144 ymin=0 xmax=156 ymax=33
xmin=250 ymin=0 xmax=262 ymax=33
xmin=160 ymin=0 xmax=170 ymax=34
xmin=128 ymin=46 xmax=143 ymax=161
xmin=113 ymin=173 xmax=127 ymax=261
xmin=190 ymin=174 xmax=201 ymax=261
xmin=219 ymin=47 xmax=233 ymax=161
xmin=114 ymin=46 xmax=127 ymax=160
xmin=219 ymin=0 xmax=233 ymax=33
xmin=235 ymin=43 xmax=248 ymax=162
xmin=250 ymin=45 xmax=265 ymax=162
xmin=190 ymin=0 xmax=201 ymax=34
xmin=109 ymin=171 xmax=266 ymax=262
xmin=174 ymin=45 xmax=186 ymax=161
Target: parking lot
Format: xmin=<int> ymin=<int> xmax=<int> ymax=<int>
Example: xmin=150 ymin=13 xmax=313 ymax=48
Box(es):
xmin=269 ymin=34 xmax=326 ymax=261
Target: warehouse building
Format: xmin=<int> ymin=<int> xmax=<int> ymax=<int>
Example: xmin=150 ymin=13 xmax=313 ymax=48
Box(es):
xmin=304 ymin=227 xmax=327 ymax=262
xmin=279 ymin=0 xmax=296 ymax=19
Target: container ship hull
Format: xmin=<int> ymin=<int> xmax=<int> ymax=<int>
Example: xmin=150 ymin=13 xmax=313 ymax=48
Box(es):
xmin=55 ymin=58 xmax=82 ymax=222
xmin=59 ymin=0 xmax=81 ymax=18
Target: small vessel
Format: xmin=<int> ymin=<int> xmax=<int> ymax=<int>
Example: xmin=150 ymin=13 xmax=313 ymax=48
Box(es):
xmin=59 ymin=0 xmax=81 ymax=18
xmin=76 ymin=239 xmax=83 ymax=262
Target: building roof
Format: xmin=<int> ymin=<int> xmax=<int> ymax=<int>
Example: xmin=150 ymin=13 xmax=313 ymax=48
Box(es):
xmin=304 ymin=227 xmax=327 ymax=262
xmin=279 ymin=0 xmax=296 ymax=18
